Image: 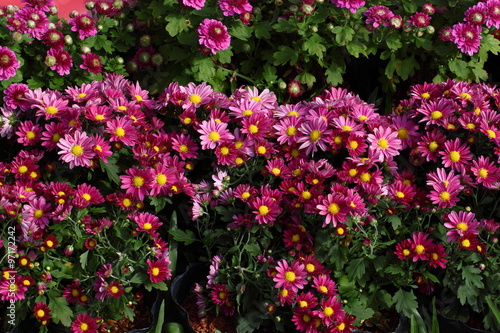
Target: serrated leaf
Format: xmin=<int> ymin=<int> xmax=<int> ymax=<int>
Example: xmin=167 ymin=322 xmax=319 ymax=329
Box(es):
xmin=272 ymin=19 xmax=297 ymax=33
xmin=254 ymin=22 xmax=271 ymax=39
xmin=396 ymin=56 xmax=420 ymax=80
xmin=481 ymin=33 xmax=500 ymax=55
xmin=230 ymin=23 xmax=252 ymax=41
xmin=346 ymin=40 xmax=367 ymax=58
xmin=388 ymin=215 xmax=402 ymax=230
xmin=462 ymin=265 xmax=484 ymax=289
xmin=152 ymin=281 xmax=168 ymax=291
xmin=48 ymin=294 xmax=73 ymax=327
xmin=261 ymin=64 xmax=277 ymax=83
xmin=296 ymin=72 xmax=316 ymax=88
xmin=302 ymin=34 xmax=326 ymax=60
xmin=237 ymin=312 xmax=262 ymax=333
xmin=386 ymin=34 xmax=403 ymax=50
xmin=346 ymin=258 xmax=366 ymax=281
xmin=79 ymin=250 xmax=89 ymax=270
xmin=169 ymin=229 xmax=197 ymax=245
xmin=273 ymin=46 xmax=298 ymax=66
xmin=393 ymin=289 xmax=418 ymax=317
xmin=192 ymin=57 xmax=215 ymax=82
xmin=325 ymin=62 xmax=344 ymax=86
xmin=149 ymin=196 xmax=171 ymax=214
xmin=415 ymin=37 xmax=433 ymax=50
xmin=214 ymin=48 xmax=233 ymax=64
xmin=448 ymin=59 xmax=469 ymax=79
xmin=165 ymin=14 xmax=188 ymax=37
xmin=99 ymin=154 xmax=120 ymax=185
xmin=332 ymin=26 xmax=355 ymax=45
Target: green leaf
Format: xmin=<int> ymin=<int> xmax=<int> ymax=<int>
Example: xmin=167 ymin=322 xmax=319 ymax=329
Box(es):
xmin=165 ymin=15 xmax=189 ymax=37
xmin=393 ymin=289 xmax=418 ymax=317
xmin=302 ymin=34 xmax=326 ymax=60
xmin=462 ymin=265 xmax=484 ymax=289
xmin=149 ymin=196 xmax=171 ymax=214
xmin=325 ymin=62 xmax=344 ymax=86
xmin=386 ymin=34 xmax=403 ymax=50
xmin=230 ymin=23 xmax=252 ymax=41
xmin=486 ymin=296 xmax=500 ymax=324
xmin=154 ymin=300 xmax=166 ymax=333
xmin=415 ymin=37 xmax=433 ymax=50
xmin=295 ymin=71 xmax=316 ymax=88
xmin=153 ymin=281 xmax=169 ymax=291
xmin=346 ymin=258 xmax=366 ymax=281
xmin=396 ymin=56 xmax=420 ymax=80
xmin=388 ymin=215 xmax=402 ymax=230
xmin=448 ymin=59 xmax=469 ymax=79
xmin=402 ymin=0 xmax=418 ymax=13
xmin=253 ymin=21 xmax=271 ymax=39
xmin=481 ymin=33 xmax=500 ymax=55
xmin=129 ymin=273 xmax=148 ymax=284
xmin=261 ymin=64 xmax=277 ymax=83
xmin=99 ymin=154 xmax=120 ymax=185
xmin=332 ymin=26 xmax=355 ymax=45
xmin=192 ymin=57 xmax=215 ymax=82
xmin=273 ymin=46 xmax=298 ymax=66
xmin=79 ymin=250 xmax=89 ymax=270
xmin=346 ymin=40 xmax=367 ymax=58
xmin=272 ymin=19 xmax=297 ymax=33
xmin=214 ymin=48 xmax=233 ymax=64
xmin=169 ymin=229 xmax=197 ymax=245
xmin=48 ymin=294 xmax=73 ymax=327
xmin=237 ymin=312 xmax=263 ymax=333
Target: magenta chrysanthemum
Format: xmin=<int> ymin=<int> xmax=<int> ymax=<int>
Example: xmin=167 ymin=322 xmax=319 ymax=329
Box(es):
xmin=451 ymin=22 xmax=482 ymax=56
xmin=0 ymin=46 xmax=20 ymax=81
xmin=69 ymin=14 xmax=98 ymax=39
xmin=218 ymin=0 xmax=252 ymax=16
xmin=197 ymin=19 xmax=231 ymax=54
xmin=80 ymin=53 xmax=103 ymax=74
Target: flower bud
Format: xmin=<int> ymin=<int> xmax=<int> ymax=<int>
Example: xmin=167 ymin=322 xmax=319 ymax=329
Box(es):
xmin=479 ymin=264 xmax=486 ymax=271
xmin=64 ymin=35 xmax=73 ymax=45
xmin=49 ymin=6 xmax=58 ymax=15
xmin=27 ymin=20 xmax=36 ymax=29
xmin=86 ymin=1 xmax=95 ymax=10
xmin=12 ymin=32 xmax=23 ymax=43
xmin=126 ymin=23 xmax=134 ymax=32
xmin=69 ymin=10 xmax=79 ymax=18
xmin=80 ymin=45 xmax=91 ymax=54
xmin=45 ymin=55 xmax=56 ymax=67
xmin=426 ymin=25 xmax=435 ymax=34
xmin=139 ymin=35 xmax=151 ymax=47
xmin=402 ymin=22 xmax=413 ymax=33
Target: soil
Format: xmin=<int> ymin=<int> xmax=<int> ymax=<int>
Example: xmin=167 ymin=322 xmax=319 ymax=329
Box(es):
xmin=102 ymin=293 xmax=155 ymax=333
xmin=182 ymin=295 xmax=238 ymax=333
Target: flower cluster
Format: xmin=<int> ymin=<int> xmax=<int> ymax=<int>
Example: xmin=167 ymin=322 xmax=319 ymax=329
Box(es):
xmin=0 ymin=74 xmax=175 ymax=332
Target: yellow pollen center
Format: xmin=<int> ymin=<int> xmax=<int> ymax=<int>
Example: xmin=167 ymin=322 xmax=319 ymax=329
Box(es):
xmin=360 ymin=173 xmax=371 ymax=182
xmin=291 ymin=234 xmax=300 ymax=242
xmin=95 ymin=114 xmax=105 ymax=121
xmin=449 ymin=151 xmax=460 ymax=162
xmin=300 ymin=300 xmax=308 ymax=308
xmin=134 ymin=94 xmax=143 ymax=102
xmin=310 ymin=130 xmax=321 ymax=142
xmin=348 ymin=169 xmax=357 ymax=177
xmin=189 ymin=94 xmax=202 ymax=104
xmin=378 ymin=138 xmax=389 ymax=149
xmin=208 ymin=131 xmax=220 ymax=141
xmin=460 ymin=92 xmax=472 ymax=99
xmin=306 ymin=263 xmax=315 ymax=272
xmin=302 ymin=191 xmax=311 ymax=200
xmin=324 ymin=307 xmax=334 ymax=317
xmin=258 ymin=205 xmax=269 ymax=215
xmin=133 ymin=176 xmax=144 ymax=187
xmin=46 ymin=106 xmax=58 ymax=114
xmin=123 ymin=198 xmax=132 ymax=207
xmin=243 ymin=109 xmax=253 ymax=116
xmin=349 ymin=141 xmax=358 ymax=149
xmin=241 ymin=192 xmax=250 ymax=199
xmin=179 ymin=144 xmax=188 ymax=153
xmin=478 ymin=168 xmax=488 ymax=178
xmin=429 ymin=141 xmax=439 ymax=151
xmin=156 ymin=174 xmax=167 ymax=186
xmin=80 ymin=323 xmax=89 ymax=331
xmin=36 ymin=309 xmax=45 ymax=318
xmin=486 ymin=130 xmax=496 ymax=138
xmin=398 ymin=128 xmax=409 ymax=139
xmin=18 ymin=165 xmax=28 ymax=173
xmin=286 ymin=126 xmax=297 ymax=136
xmin=421 ymin=92 xmax=431 ymax=99
xmin=220 ymin=147 xmax=230 ymax=155
xmin=34 ymin=209 xmax=44 ymax=218
xmin=257 ymin=146 xmax=266 ymax=154
xmin=287 ymin=111 xmax=299 ymax=116
xmin=403 ymin=249 xmax=410 ymax=256
xmin=285 ymin=271 xmax=296 ymax=282
xmin=77 ymin=93 xmax=87 ymax=99
xmin=251 ymin=96 xmax=261 ymax=102
xmin=218 ymin=292 xmax=227 ymax=300
xmin=430 ymin=111 xmax=442 ymax=120
xmin=26 ymin=131 xmax=36 ymax=140
xmin=249 ymin=124 xmax=259 ymax=134
xmin=71 ymin=145 xmax=84 ymax=157
xmin=439 ymin=191 xmax=450 ymax=201
xmin=319 ymin=285 xmax=328 ymax=293
xmin=143 ymin=222 xmax=153 ymax=230
xmin=415 ymin=244 xmax=425 ymax=254
xmin=271 ymin=168 xmax=281 ymax=175
xmin=338 ymin=323 xmax=346 ymax=330
xmin=328 ymin=203 xmax=340 ymax=215
xmin=110 ymin=286 xmax=119 ymax=294
xmin=395 ymin=191 xmax=405 ymax=198
xmin=151 ymin=267 xmax=160 ymax=276
xmin=115 ymin=127 xmax=125 ymax=137
xmin=342 ymin=125 xmax=352 ymax=131
xmin=462 ymin=239 xmax=471 ymax=247
xmin=456 ymin=222 xmax=468 ymax=231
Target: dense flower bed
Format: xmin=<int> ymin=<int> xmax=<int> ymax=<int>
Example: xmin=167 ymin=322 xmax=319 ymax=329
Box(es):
xmin=2 ymin=74 xmax=499 ymax=332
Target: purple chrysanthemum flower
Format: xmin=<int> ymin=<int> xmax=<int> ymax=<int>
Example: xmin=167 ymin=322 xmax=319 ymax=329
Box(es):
xmin=486 ymin=0 xmax=500 ymax=28
xmin=218 ymin=0 xmax=252 ymax=16
xmin=69 ymin=14 xmax=97 ymax=39
xmin=364 ymin=5 xmax=394 ymax=28
xmin=181 ymin=0 xmax=206 ymax=10
xmin=46 ymin=48 xmax=73 ymax=75
xmin=197 ymin=19 xmax=231 ymax=54
xmin=410 ymin=12 xmax=431 ymax=28
xmin=330 ymin=0 xmax=365 ymax=14
xmin=80 ymin=53 xmax=103 ymax=74
xmin=464 ymin=2 xmax=488 ymax=25
xmin=0 ymin=46 xmax=20 ymax=81
xmin=451 ymin=22 xmax=482 ymax=56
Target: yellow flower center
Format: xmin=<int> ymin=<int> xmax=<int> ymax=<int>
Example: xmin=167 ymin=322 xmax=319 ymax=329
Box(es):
xmin=46 ymin=106 xmax=58 ymax=114
xmin=403 ymin=249 xmax=410 ymax=256
xmin=26 ymin=131 xmax=36 ymax=140
xmin=143 ymin=223 xmax=153 ymax=230
xmin=37 ymin=309 xmax=45 ymax=318
xmin=71 ymin=145 xmax=84 ymax=157
xmin=421 ymin=92 xmax=430 ymax=99
xmin=134 ymin=94 xmax=143 ymax=102
xmin=428 ymin=141 xmax=438 ymax=151
xmin=478 ymin=168 xmax=488 ymax=178
xmin=208 ymin=131 xmax=220 ymax=142
xmin=189 ymin=94 xmax=202 ymax=104
xmin=291 ymin=234 xmax=300 ymax=242
xmin=156 ymin=173 xmax=167 ymax=186
xmin=94 ymin=114 xmax=105 ymax=121
xmin=349 ymin=140 xmax=358 ymax=149
xmin=439 ymin=191 xmax=450 ymax=201
xmin=249 ymin=124 xmax=259 ymax=134
xmin=257 ymin=146 xmax=266 ymax=154
xmin=218 ymin=292 xmax=227 ymax=300
xmin=82 ymin=193 xmax=91 ymax=201
xmin=300 ymin=300 xmax=308 ymax=308
xmin=286 ymin=126 xmax=297 ymax=136
xmin=460 ymin=92 xmax=472 ymax=99
xmin=18 ymin=165 xmax=28 ymax=173
xmin=243 ymin=109 xmax=253 ymax=116
xmin=80 ymin=323 xmax=89 ymax=331
xmin=151 ymin=267 xmax=160 ymax=276
xmin=179 ymin=144 xmax=188 ymax=153
xmin=378 ymin=138 xmax=389 ymax=149
xmin=184 ymin=117 xmax=192 ymax=124
xmin=287 ymin=111 xmax=299 ymax=116
xmin=461 ymin=239 xmax=471 ymax=248
xmin=395 ymin=191 xmax=405 ymax=198
xmin=328 ymin=203 xmax=340 ymax=215
xmin=415 ymin=244 xmax=425 ymax=254
xmin=285 ymin=271 xmax=296 ymax=282
xmin=360 ymin=173 xmax=371 ymax=182
xmin=301 ymin=191 xmax=311 ymax=200
xmin=338 ymin=323 xmax=346 ymax=330
xmin=77 ymin=93 xmax=87 ymax=99
xmin=486 ymin=130 xmax=496 ymax=138
xmin=115 ymin=127 xmax=125 ymax=137
xmin=241 ymin=192 xmax=250 ymax=199
xmin=133 ymin=176 xmax=144 ymax=187
xmin=306 ymin=263 xmax=315 ymax=272
xmin=456 ymin=222 xmax=468 ymax=231
xmin=319 ymin=285 xmax=328 ymax=293
xmin=449 ymin=151 xmax=460 ymax=162
xmin=271 ymin=168 xmax=281 ymax=175
xmin=258 ymin=205 xmax=269 ymax=216
xmin=251 ymin=96 xmax=261 ymax=102
xmin=220 ymin=147 xmax=230 ymax=155
xmin=430 ymin=111 xmax=442 ymax=120
xmin=342 ymin=125 xmax=352 ymax=131
xmin=324 ymin=307 xmax=334 ymax=317
xmin=310 ymin=130 xmax=321 ymax=142
xmin=34 ymin=209 xmax=44 ymax=218
xmin=110 ymin=286 xmax=119 ymax=294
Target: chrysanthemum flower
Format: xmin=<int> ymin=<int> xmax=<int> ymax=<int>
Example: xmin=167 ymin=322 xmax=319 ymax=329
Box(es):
xmin=197 ymin=19 xmax=231 ymax=54
xmin=180 ymin=82 xmax=213 ymax=111
xmin=57 ymin=131 xmax=95 ymax=169
xmin=34 ymin=301 xmax=51 ymax=325
xmin=331 ymin=0 xmax=365 ymax=14
xmin=0 ymin=275 xmax=28 ymax=301
xmin=106 ymin=117 xmax=139 ymax=146
xmin=129 ymin=212 xmax=163 ymax=235
xmin=410 ymin=232 xmax=434 ymax=261
xmin=292 ymin=309 xmax=322 ymax=333
xmin=42 ymin=29 xmax=65 ymax=48
xmin=427 ymin=243 xmax=448 ymax=269
xmin=316 ymin=296 xmax=345 ymax=326
xmin=274 ymin=116 xmax=303 ymax=146
xmin=440 ymin=138 xmax=473 ymax=172
xmin=120 ymin=166 xmax=153 ymax=201
xmin=171 ymin=133 xmax=199 ymax=160
xmin=46 ymin=48 xmax=73 ymax=75
xmin=464 ymin=2 xmax=488 ymax=25
xmin=70 ymin=313 xmax=100 ymax=333
xmin=73 ymin=183 xmax=105 ymax=208
xmin=181 ymin=0 xmax=206 ymax=10
xmin=69 ymin=14 xmax=97 ymax=39
xmin=218 ymin=0 xmax=252 ymax=16
xmin=470 ymin=156 xmax=500 ymax=188
xmin=147 ymin=258 xmax=172 ymax=283
xmin=367 ymin=126 xmax=402 ymax=162
xmin=273 ymin=259 xmax=308 ymax=292
xmin=316 ymin=193 xmax=348 ymax=227
xmin=451 ymin=22 xmax=482 ymax=56
xmin=15 ymin=120 xmax=43 ymax=146
xmin=250 ymin=196 xmax=282 ymax=225
xmin=363 ymin=5 xmax=394 ymax=28
xmin=295 ymin=291 xmax=319 ymax=310
xmin=80 ymin=53 xmax=103 ymax=74
xmin=313 ymin=274 xmax=338 ymax=296
xmin=107 ymin=281 xmax=125 ymax=299
xmin=241 ymin=113 xmax=274 ymax=139
xmin=210 ymin=283 xmax=232 ymax=306
xmin=443 ymin=210 xmax=480 ymax=242
xmin=3 ymin=83 xmax=29 ymax=110
xmin=297 ymin=118 xmax=332 ymax=155
xmin=197 ymin=119 xmax=234 ymax=150
xmin=486 ymin=0 xmax=500 ymax=28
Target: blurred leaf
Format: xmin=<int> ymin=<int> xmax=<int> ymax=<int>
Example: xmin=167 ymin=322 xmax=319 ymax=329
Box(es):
xmin=332 ymin=26 xmax=355 ymax=45
xmin=296 ymin=71 xmax=316 ymax=88
xmin=254 ymin=22 xmax=271 ymax=39
xmin=47 ymin=294 xmax=73 ymax=327
xmin=165 ymin=14 xmax=189 ymax=37
xmin=302 ymin=34 xmax=326 ymax=60
xmin=169 ymin=229 xmax=197 ymax=245
xmin=346 ymin=258 xmax=366 ymax=281
xmin=394 ymin=289 xmax=418 ymax=317
xmin=231 ymin=23 xmax=252 ymax=41
xmin=448 ymin=59 xmax=469 ymax=79
xmin=273 ymin=45 xmax=298 ymax=66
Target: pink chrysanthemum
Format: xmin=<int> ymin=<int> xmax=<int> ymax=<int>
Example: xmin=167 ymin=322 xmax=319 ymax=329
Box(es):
xmin=181 ymin=0 xmax=206 ymax=10
xmin=196 ymin=119 xmax=234 ymax=150
xmin=444 ymin=210 xmax=480 ymax=242
xmin=273 ymin=259 xmax=308 ymax=292
xmin=129 ymin=212 xmax=163 ymax=235
xmin=470 ymin=156 xmax=500 ymax=188
xmin=367 ymin=126 xmax=402 ymax=162
xmin=46 ymin=48 xmax=73 ymax=75
xmin=364 ymin=5 xmax=394 ymax=28
xmin=70 ymin=14 xmax=98 ymax=39
xmin=70 ymin=313 xmax=100 ymax=333
xmin=297 ymin=118 xmax=332 ymax=155
xmin=439 ymin=138 xmax=473 ymax=172
xmin=106 ymin=117 xmax=139 ymax=146
xmin=315 ymin=296 xmax=345 ymax=326
xmin=57 ymin=131 xmax=95 ymax=169
xmin=197 ymin=19 xmax=231 ymax=54
xmin=250 ymin=196 xmax=282 ymax=225
xmin=147 ymin=258 xmax=172 ymax=283
xmin=313 ymin=274 xmax=338 ymax=296
xmin=218 ymin=0 xmax=252 ymax=16
xmin=410 ymin=12 xmax=431 ymax=28
xmin=486 ymin=0 xmax=500 ymax=28
xmin=0 ymin=46 xmax=20 ymax=81
xmin=80 ymin=53 xmax=103 ymax=74
xmin=451 ymin=22 xmax=482 ymax=56
xmin=410 ymin=232 xmax=434 ymax=261
xmin=316 ymin=193 xmax=349 ymax=227
xmin=331 ymin=0 xmax=365 ymax=14
xmin=120 ymin=166 xmax=153 ymax=201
